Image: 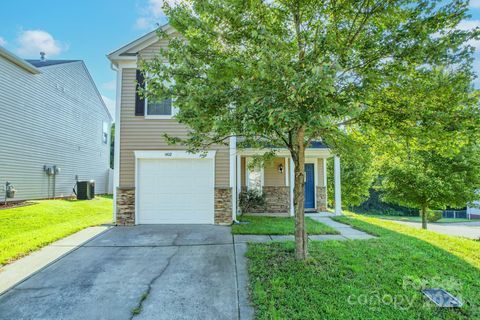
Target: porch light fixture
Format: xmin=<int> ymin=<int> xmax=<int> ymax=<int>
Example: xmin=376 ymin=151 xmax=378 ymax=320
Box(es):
xmin=278 ymin=164 xmax=284 ymax=173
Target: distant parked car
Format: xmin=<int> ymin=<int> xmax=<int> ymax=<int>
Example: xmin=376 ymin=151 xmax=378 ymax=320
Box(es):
xmin=0 ymin=47 xmax=112 ymax=201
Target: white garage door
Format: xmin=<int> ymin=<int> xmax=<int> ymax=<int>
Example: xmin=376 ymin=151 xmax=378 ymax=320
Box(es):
xmin=137 ymin=157 xmax=215 ymax=224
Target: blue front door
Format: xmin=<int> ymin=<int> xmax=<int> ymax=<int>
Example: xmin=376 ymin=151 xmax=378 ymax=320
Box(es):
xmin=304 ymin=163 xmax=315 ymax=208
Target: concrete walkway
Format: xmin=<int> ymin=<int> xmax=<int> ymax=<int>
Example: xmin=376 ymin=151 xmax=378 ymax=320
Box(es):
xmin=0 ymin=226 xmax=110 ymax=295
xmin=234 ymin=216 xmax=375 ymax=243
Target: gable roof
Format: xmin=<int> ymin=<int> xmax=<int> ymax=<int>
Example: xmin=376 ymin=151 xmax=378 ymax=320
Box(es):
xmin=0 ymin=46 xmax=41 ymax=74
xmin=30 ymin=59 xmax=112 ymax=121
xmin=26 ymin=59 xmax=81 ymax=67
xmin=1 ymin=47 xmax=112 ymax=121
xmin=107 ymin=23 xmax=175 ymax=63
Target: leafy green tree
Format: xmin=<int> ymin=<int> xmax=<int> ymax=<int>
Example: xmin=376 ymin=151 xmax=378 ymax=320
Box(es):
xmin=142 ymin=0 xmax=478 ymax=259
xmin=366 ymin=63 xmax=480 ymax=229
xmin=327 ymin=131 xmax=376 ymax=208
xmin=377 ymin=146 xmax=480 ymax=229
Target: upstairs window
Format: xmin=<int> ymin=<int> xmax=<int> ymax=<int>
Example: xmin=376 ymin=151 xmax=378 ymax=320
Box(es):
xmin=102 ymin=122 xmax=109 ymax=144
xmin=146 ymin=97 xmax=173 ymax=118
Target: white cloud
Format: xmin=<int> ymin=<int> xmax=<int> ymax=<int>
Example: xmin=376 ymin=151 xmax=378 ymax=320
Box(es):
xmin=135 ymin=0 xmax=180 ymax=30
xmin=135 ymin=17 xmax=151 ymax=29
xmin=15 ymin=30 xmax=67 ymax=57
xmin=0 ymin=37 xmax=6 ymax=46
xmin=471 ymin=0 xmax=480 ymax=9
xmin=102 ymin=79 xmax=116 ymax=91
xmin=102 ymin=95 xmax=116 ymax=118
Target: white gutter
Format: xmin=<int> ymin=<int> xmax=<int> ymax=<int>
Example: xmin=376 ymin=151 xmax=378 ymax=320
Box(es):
xmin=111 ymin=62 xmax=122 ymax=224
xmin=0 ymin=46 xmax=41 ymax=74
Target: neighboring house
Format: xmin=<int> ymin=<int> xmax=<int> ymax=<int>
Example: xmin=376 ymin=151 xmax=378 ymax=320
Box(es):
xmin=0 ymin=47 xmax=112 ymax=201
xmin=108 ymin=24 xmax=342 ymax=225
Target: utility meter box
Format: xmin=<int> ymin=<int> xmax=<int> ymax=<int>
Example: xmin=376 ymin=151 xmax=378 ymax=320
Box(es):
xmin=5 ymin=182 xmax=16 ymax=199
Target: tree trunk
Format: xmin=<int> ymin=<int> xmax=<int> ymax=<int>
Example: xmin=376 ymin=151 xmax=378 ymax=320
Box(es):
xmin=291 ymin=127 xmax=307 ymax=260
xmin=420 ymin=204 xmax=428 ymax=230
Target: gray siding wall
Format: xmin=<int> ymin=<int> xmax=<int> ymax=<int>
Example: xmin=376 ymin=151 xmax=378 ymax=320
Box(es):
xmin=0 ymin=58 xmax=111 ymax=200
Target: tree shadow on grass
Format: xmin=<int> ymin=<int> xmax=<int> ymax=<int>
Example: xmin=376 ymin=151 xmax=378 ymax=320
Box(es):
xmin=246 ymin=216 xmax=480 ymax=319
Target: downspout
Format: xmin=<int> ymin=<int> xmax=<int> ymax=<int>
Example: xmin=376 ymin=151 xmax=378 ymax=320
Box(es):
xmin=110 ymin=60 xmax=121 ymax=224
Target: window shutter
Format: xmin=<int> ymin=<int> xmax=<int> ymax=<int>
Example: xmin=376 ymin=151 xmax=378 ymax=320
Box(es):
xmin=135 ymin=69 xmax=145 ymax=116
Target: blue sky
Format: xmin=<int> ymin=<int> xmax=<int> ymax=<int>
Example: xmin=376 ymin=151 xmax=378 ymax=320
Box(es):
xmin=0 ymin=0 xmax=168 ymax=116
xmin=0 ymin=0 xmax=479 ymax=118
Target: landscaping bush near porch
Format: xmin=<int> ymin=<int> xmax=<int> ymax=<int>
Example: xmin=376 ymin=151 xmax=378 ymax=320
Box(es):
xmin=247 ymin=214 xmax=480 ymax=319
xmin=0 ymin=196 xmax=112 ymax=266
xmin=232 ymin=215 xmax=339 ymax=235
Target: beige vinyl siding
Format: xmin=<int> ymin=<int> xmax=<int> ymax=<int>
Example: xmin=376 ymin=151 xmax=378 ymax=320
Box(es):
xmin=264 ymin=158 xmax=286 ymax=186
xmin=317 ymin=158 xmax=325 ymax=187
xmin=240 ymin=156 xmax=326 ymax=188
xmin=138 ymin=40 xmax=167 ymax=61
xmin=118 ymin=68 xmax=229 ymax=187
xmin=241 ymin=157 xmax=286 ymax=187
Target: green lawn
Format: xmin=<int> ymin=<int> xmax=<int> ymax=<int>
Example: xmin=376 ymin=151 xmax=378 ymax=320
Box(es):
xmin=0 ymin=196 xmax=113 ymax=266
xmin=247 ymin=213 xmax=480 ymax=319
xmin=362 ymin=214 xmax=472 ymax=223
xmin=232 ymin=215 xmax=339 ymax=235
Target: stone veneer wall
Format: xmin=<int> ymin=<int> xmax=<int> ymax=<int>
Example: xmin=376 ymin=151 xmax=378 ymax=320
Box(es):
xmin=316 ymin=186 xmax=327 ymax=212
xmin=116 ymin=187 xmax=135 ymax=226
xmin=117 ymin=187 xmax=232 ymax=225
xmin=263 ymin=186 xmax=290 ymax=213
xmin=215 ymin=187 xmax=233 ymax=225
xmin=242 ymin=186 xmax=290 ymax=214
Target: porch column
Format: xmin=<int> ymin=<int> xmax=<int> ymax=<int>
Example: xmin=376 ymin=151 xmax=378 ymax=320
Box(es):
xmin=236 ymin=155 xmax=242 ymax=215
xmin=289 ymin=157 xmax=295 ymax=216
xmin=323 ymin=158 xmax=328 ymax=208
xmin=230 ymin=136 xmax=237 ymax=221
xmin=334 ymin=156 xmax=342 ymax=215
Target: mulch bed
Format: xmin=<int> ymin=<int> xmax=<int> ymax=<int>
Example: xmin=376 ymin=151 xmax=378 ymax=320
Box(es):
xmin=0 ymin=201 xmax=35 ymax=210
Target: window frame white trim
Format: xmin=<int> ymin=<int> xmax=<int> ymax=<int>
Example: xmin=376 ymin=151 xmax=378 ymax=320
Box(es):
xmin=245 ymin=157 xmax=264 ymax=191
xmin=144 ymin=96 xmax=177 ymax=119
xmin=102 ymin=121 xmax=109 ymax=145
xmin=143 ymin=70 xmax=177 ymax=120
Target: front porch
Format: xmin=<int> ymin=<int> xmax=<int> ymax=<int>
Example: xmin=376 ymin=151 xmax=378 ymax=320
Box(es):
xmin=235 ymin=148 xmax=342 ymax=216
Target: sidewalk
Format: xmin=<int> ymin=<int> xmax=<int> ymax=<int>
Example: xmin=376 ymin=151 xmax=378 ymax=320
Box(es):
xmin=0 ymin=226 xmax=110 ymax=295
xmin=233 ymin=216 xmax=375 ymax=243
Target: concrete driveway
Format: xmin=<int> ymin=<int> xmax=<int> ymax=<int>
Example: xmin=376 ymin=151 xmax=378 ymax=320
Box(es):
xmin=394 ymin=221 xmax=480 ymax=239
xmin=0 ymin=225 xmax=253 ymax=320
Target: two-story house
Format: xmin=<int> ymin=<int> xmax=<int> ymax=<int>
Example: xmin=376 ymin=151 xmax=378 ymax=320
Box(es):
xmin=0 ymin=47 xmax=112 ymax=200
xmin=108 ymin=24 xmax=342 ymax=226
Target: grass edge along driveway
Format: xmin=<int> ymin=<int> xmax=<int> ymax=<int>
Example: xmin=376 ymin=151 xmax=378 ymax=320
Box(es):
xmin=246 ymin=212 xmax=480 ymax=319
xmin=232 ymin=215 xmax=339 ymax=235
xmin=0 ymin=196 xmax=112 ymax=266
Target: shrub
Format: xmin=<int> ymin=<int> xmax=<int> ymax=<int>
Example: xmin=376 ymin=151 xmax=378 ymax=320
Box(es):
xmin=239 ymin=189 xmax=266 ymax=213
xmin=426 ymin=210 xmax=443 ymax=222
